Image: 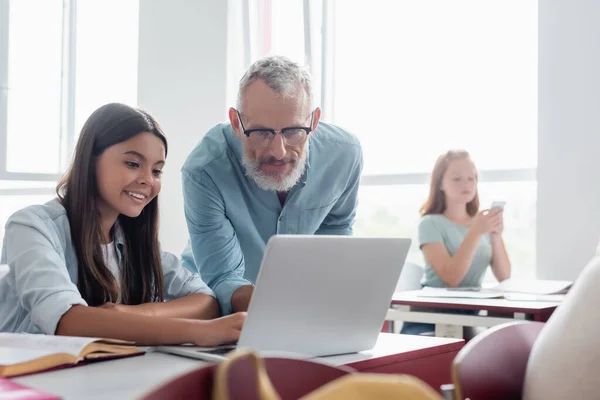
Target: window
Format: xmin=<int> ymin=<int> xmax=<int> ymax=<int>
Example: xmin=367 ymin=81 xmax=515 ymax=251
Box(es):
xmin=0 ymin=0 xmax=139 ymax=180
xmin=73 ymin=0 xmax=139 ymax=139
xmin=0 ymin=0 xmax=139 ymax=240
xmin=3 ymin=0 xmax=64 ymax=178
xmin=332 ymin=1 xmax=537 ymax=175
xmin=226 ymin=0 xmax=322 ymax=109
xmin=231 ymin=0 xmax=538 ymax=279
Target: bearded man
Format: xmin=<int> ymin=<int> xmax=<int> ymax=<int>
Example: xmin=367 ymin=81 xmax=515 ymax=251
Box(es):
xmin=181 ymin=56 xmax=363 ymax=314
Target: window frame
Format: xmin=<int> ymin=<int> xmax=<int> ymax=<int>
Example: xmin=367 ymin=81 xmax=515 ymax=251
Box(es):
xmin=360 ymin=169 xmax=537 ymax=186
xmin=0 ymin=0 xmax=77 ymax=182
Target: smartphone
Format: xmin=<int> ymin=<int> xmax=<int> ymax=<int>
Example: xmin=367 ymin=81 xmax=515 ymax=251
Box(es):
xmin=490 ymin=201 xmax=506 ymax=210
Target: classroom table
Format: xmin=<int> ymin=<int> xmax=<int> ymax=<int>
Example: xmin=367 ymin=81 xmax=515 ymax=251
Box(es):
xmin=386 ymin=290 xmax=562 ymax=338
xmin=14 ymin=333 xmax=463 ymax=399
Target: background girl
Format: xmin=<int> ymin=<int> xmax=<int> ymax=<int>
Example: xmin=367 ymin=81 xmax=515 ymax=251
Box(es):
xmin=401 ymin=149 xmax=510 ymax=335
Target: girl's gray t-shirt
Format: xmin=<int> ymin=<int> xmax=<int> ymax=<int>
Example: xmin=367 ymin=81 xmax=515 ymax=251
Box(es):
xmin=419 ymin=214 xmax=491 ymax=288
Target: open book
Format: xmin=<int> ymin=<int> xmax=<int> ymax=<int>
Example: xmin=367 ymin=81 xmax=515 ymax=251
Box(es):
xmin=0 ymin=333 xmax=144 ymax=378
xmin=416 ymin=279 xmax=572 ymax=300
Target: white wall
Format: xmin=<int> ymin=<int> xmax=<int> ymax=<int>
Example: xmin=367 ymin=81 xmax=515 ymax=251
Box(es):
xmin=137 ymin=0 xmax=229 ymax=254
xmin=537 ymin=0 xmax=600 ymax=279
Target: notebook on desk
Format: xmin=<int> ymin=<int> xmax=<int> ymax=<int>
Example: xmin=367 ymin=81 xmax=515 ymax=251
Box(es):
xmin=502 ymin=293 xmax=567 ymax=302
xmin=0 ymin=333 xmax=144 ymax=378
xmin=157 ymin=235 xmax=412 ymax=362
xmin=493 ymin=278 xmax=572 ymax=295
xmin=416 ymin=279 xmax=572 ymax=300
xmin=416 ymin=287 xmax=504 ymax=299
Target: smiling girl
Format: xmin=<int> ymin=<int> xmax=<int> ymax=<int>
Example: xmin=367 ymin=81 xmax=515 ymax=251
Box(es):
xmin=0 ymin=103 xmax=244 ymax=345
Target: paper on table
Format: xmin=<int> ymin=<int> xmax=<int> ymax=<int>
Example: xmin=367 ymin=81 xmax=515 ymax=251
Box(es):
xmin=416 ymin=287 xmax=504 ymax=299
xmin=493 ymin=279 xmax=572 ymax=295
xmin=502 ymin=293 xmax=566 ymax=302
xmin=415 ymin=278 xmax=572 ymax=300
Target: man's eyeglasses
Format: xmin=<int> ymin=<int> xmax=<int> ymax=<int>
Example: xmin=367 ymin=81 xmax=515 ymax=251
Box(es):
xmin=236 ymin=110 xmax=314 ymax=148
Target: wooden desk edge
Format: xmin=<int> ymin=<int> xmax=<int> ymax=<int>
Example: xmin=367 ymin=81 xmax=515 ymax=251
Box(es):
xmin=391 ymin=298 xmax=559 ymax=315
xmin=345 ymin=340 xmax=464 ymax=371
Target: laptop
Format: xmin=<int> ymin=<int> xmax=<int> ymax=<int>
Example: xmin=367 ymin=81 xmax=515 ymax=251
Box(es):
xmin=157 ymin=235 xmax=411 ymax=362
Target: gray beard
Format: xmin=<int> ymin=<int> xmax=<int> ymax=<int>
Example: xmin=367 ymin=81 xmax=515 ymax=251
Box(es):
xmin=241 ymin=146 xmax=308 ymax=192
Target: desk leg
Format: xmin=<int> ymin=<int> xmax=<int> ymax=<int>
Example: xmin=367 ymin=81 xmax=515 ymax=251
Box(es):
xmin=514 ymin=312 xmax=527 ymax=320
xmin=381 ymin=320 xmax=394 ymax=333
xmin=351 ymin=349 xmax=460 ymax=390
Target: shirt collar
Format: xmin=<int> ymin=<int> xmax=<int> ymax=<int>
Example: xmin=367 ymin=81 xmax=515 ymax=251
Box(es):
xmin=301 ymin=139 xmax=313 ymax=186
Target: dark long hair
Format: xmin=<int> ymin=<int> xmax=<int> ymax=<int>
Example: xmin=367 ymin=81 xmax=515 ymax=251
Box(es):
xmin=57 ymin=103 xmax=167 ymax=306
xmin=420 ymin=149 xmax=480 ymax=217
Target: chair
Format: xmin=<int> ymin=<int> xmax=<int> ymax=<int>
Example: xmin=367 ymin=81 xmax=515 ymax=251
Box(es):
xmin=448 ymin=321 xmax=545 ymax=400
xmin=139 ymin=356 xmax=355 ymax=400
xmin=0 ymin=264 xmax=8 ymax=280
xmin=395 ymin=262 xmax=424 ymax=292
xmin=389 ymin=262 xmax=424 ymax=332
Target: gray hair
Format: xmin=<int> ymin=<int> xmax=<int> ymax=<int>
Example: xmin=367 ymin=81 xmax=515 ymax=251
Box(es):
xmin=236 ymin=55 xmax=313 ymax=112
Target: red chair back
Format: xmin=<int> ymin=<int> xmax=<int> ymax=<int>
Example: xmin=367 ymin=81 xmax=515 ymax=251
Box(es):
xmin=141 ymin=356 xmax=355 ymax=400
xmin=452 ymin=321 xmax=545 ymax=400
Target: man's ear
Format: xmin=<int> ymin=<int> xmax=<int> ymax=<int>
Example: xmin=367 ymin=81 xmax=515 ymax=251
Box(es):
xmin=311 ymin=107 xmax=322 ymax=132
xmin=229 ymin=107 xmax=243 ymax=139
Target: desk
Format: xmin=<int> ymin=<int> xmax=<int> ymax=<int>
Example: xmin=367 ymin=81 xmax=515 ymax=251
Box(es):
xmin=14 ymin=333 xmax=463 ymax=399
xmin=387 ymin=290 xmax=562 ymax=337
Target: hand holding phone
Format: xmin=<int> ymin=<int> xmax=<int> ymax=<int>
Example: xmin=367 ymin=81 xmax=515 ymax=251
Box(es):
xmin=490 ymin=201 xmax=506 ymax=210
xmin=489 ymin=201 xmax=505 ymax=236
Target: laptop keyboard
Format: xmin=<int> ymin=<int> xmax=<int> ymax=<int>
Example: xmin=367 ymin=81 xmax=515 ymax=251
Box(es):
xmin=195 ymin=346 xmax=236 ymax=356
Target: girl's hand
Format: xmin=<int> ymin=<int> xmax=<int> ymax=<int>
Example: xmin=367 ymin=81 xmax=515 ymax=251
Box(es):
xmin=490 ymin=211 xmax=504 ymax=236
xmin=471 ymin=208 xmax=503 ymax=236
xmin=189 ymin=312 xmax=246 ymax=347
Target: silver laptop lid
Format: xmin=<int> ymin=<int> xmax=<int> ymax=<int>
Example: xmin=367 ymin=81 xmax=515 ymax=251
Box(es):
xmin=238 ymin=235 xmax=411 ymax=357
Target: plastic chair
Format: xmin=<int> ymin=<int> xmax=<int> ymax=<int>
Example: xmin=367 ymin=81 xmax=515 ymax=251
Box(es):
xmin=448 ymin=321 xmax=545 ymax=400
xmin=390 ymin=262 xmax=424 ymax=332
xmin=395 ymin=262 xmax=424 ymax=292
xmin=139 ymin=356 xmax=355 ymax=400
